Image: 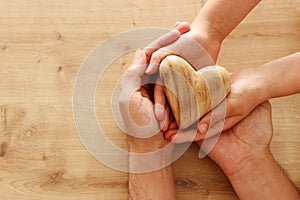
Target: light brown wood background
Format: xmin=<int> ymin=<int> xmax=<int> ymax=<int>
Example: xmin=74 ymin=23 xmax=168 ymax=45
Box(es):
xmin=0 ymin=0 xmax=299 ymax=199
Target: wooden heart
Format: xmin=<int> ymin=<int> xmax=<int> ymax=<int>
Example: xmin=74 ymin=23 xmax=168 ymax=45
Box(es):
xmin=160 ymin=55 xmax=231 ymax=129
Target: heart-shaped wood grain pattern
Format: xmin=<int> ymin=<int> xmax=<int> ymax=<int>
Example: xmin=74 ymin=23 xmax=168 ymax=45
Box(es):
xmin=160 ymin=55 xmax=231 ymax=129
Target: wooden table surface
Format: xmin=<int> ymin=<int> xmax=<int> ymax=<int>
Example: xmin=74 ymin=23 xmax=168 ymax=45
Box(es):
xmin=0 ymin=0 xmax=299 ymax=199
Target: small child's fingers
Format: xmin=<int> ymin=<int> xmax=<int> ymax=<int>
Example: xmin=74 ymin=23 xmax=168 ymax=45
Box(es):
xmin=144 ymin=30 xmax=180 ymax=61
xmin=168 ymin=120 xmax=178 ymax=130
xmin=198 ymin=100 xmax=228 ymax=134
xmin=164 ymin=129 xmax=178 ymax=140
xmin=144 ymin=21 xmax=189 ymax=64
xmin=171 ymin=120 xmax=226 ymax=143
xmin=202 ymin=120 xmax=226 ymax=139
xmin=197 ymin=116 xmax=239 ymax=142
xmin=145 ymin=49 xmax=170 ymax=74
xmin=173 ymin=21 xmax=190 ymax=34
xmin=172 ymin=21 xmax=181 ymax=29
xmin=197 ymin=113 xmax=211 ymax=134
xmin=170 ymin=129 xmax=203 ymax=143
xmin=168 ymin=113 xmax=235 ymax=144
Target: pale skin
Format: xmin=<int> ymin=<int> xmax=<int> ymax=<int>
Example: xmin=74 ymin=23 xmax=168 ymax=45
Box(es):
xmin=119 ymin=25 xmax=190 ymax=199
xmin=145 ymin=0 xmax=261 ymax=70
xmin=121 ymin=54 xmax=300 ymax=199
xmin=146 ymin=0 xmax=263 ymax=133
xmin=120 ymin=50 xmax=177 ymax=200
xmin=193 ymin=52 xmax=300 ymax=141
xmin=206 ymin=101 xmax=300 ymax=200
xmin=144 ymin=0 xmax=300 ymax=142
xmin=120 ymin=0 xmax=300 ymax=199
xmin=168 ymin=52 xmax=300 ymax=142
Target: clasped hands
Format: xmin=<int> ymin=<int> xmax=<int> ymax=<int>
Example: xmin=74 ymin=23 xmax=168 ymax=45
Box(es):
xmin=119 ymin=22 xmax=273 ymax=176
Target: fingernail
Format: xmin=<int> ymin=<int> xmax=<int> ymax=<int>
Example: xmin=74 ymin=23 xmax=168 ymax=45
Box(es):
xmin=155 ymin=104 xmax=164 ymax=119
xmin=198 ymin=149 xmax=207 ymax=158
xmin=198 ymin=123 xmax=208 ymax=133
xmin=145 ymin=68 xmax=150 ymax=74
xmin=173 ymin=21 xmax=181 ymax=28
xmin=145 ymin=63 xmax=154 ymax=74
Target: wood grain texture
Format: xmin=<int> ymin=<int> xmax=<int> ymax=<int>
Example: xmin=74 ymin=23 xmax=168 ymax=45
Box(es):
xmin=160 ymin=55 xmax=230 ymax=129
xmin=0 ymin=0 xmax=299 ymax=199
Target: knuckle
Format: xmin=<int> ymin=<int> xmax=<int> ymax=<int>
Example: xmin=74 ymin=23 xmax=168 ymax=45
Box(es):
xmin=151 ymin=51 xmax=162 ymax=61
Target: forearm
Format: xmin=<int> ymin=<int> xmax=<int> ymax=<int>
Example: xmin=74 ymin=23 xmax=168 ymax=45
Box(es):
xmin=191 ymin=0 xmax=261 ymax=43
xmin=128 ymin=137 xmax=176 ymax=200
xmin=129 ymin=165 xmax=176 ymax=200
xmin=257 ymin=52 xmax=300 ymax=100
xmin=226 ymin=150 xmax=299 ymax=200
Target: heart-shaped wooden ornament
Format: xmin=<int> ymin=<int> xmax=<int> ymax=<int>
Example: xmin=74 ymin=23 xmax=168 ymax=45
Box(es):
xmin=160 ymin=55 xmax=231 ymax=129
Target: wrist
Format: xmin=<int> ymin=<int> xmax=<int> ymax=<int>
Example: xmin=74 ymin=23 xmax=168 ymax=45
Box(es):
xmin=187 ymin=22 xmax=222 ymax=62
xmin=128 ymin=133 xmax=169 ymax=153
xmin=129 ymin=135 xmax=174 ymax=173
xmin=253 ymin=68 xmax=272 ymax=105
xmin=225 ymin=150 xmax=300 ymax=200
xmin=129 ymin=164 xmax=176 ymax=200
xmin=225 ymin=149 xmax=272 ymax=178
xmin=233 ymin=68 xmax=270 ymax=109
xmin=208 ymin=139 xmax=272 ymax=179
xmin=225 ymin=150 xmax=273 ymax=199
xmin=190 ymin=20 xmax=225 ymax=45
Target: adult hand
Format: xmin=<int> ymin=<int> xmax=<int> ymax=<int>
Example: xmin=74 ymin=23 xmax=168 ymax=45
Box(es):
xmin=118 ymin=23 xmax=191 ymax=151
xmin=203 ymin=101 xmax=299 ymax=200
xmin=205 ymin=101 xmax=272 ymax=175
xmin=167 ymin=68 xmax=265 ymax=142
xmin=120 ymin=50 xmax=181 ymax=200
xmin=118 ymin=50 xmax=170 ymax=152
xmin=136 ymin=21 xmax=194 ymax=133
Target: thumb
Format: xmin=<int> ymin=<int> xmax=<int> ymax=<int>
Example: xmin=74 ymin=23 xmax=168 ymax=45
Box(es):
xmin=170 ymin=129 xmax=202 ymax=143
xmin=120 ymin=50 xmax=146 ymax=89
xmin=119 ymin=50 xmax=146 ymax=109
xmin=198 ymin=100 xmax=228 ymax=134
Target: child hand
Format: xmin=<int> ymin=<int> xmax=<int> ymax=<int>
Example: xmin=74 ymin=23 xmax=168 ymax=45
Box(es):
xmin=148 ymin=25 xmax=221 ymax=131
